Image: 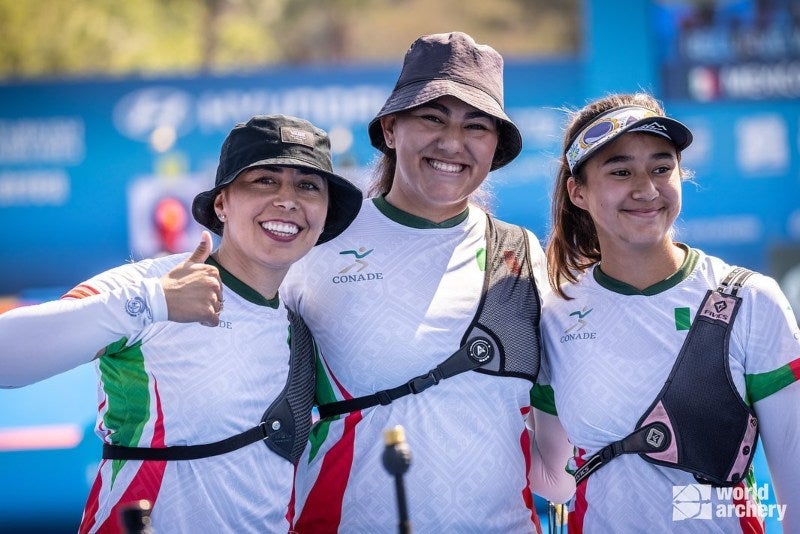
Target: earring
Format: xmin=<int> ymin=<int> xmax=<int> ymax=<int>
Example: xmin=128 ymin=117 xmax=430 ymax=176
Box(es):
xmin=386 ymin=138 xmax=393 ymax=148
xmin=217 ymin=213 xmax=225 ymax=221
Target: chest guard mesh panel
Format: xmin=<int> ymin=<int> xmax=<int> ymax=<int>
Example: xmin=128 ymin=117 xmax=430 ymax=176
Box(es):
xmin=462 ymin=217 xmax=541 ymax=382
xmin=634 ymin=271 xmax=758 ymax=486
xmin=261 ymin=309 xmax=317 ymax=463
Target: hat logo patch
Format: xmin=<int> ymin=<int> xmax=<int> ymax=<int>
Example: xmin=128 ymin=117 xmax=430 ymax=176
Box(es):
xmin=280 ymin=126 xmax=315 ymax=148
xmin=628 ymin=122 xmax=669 ymax=135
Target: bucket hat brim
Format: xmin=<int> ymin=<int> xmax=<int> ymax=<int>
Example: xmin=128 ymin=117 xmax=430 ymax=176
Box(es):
xmin=368 ymin=78 xmax=522 ymax=171
xmin=192 ymin=159 xmax=362 ymax=245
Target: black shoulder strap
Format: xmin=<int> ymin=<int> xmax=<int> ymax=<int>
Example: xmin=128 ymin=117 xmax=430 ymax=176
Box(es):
xmin=102 ymin=424 xmax=271 ymax=461
xmin=258 ymin=308 xmax=317 ymax=463
xmin=573 ymin=266 xmax=755 ymax=486
xmin=317 ymin=216 xmax=532 ymax=420
xmin=717 ymin=266 xmax=753 ymax=296
xmin=317 ymin=338 xmax=495 ymax=419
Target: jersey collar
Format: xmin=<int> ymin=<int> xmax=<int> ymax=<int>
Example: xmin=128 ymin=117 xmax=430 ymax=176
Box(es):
xmin=593 ymin=244 xmax=698 ymax=296
xmin=372 ymin=195 xmax=469 ymax=229
xmin=207 ymin=255 xmax=280 ymax=309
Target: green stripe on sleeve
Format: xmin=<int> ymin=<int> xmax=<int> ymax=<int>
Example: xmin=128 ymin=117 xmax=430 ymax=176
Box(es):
xmin=531 ymin=384 xmax=558 ymax=416
xmin=746 ymin=358 xmax=800 ymax=404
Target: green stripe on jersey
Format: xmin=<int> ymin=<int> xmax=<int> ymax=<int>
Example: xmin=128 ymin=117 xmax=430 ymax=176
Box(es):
xmin=746 ymin=358 xmax=800 ymax=404
xmin=309 ymin=356 xmax=336 ymax=461
xmin=99 ymin=338 xmax=149 ymax=482
xmin=531 ymin=384 xmax=557 ymax=416
xmin=372 ymin=195 xmax=469 ymax=228
xmin=674 ymin=307 xmax=691 ymax=330
xmin=476 ymin=247 xmax=486 ymax=272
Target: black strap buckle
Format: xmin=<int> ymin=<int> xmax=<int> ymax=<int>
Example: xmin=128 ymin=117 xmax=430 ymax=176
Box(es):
xmin=409 ymin=370 xmax=441 ymax=394
xmin=603 ymin=441 xmax=624 ymax=460
xmin=258 ymin=420 xmax=273 ymax=439
xmin=376 ymin=390 xmax=393 ymax=406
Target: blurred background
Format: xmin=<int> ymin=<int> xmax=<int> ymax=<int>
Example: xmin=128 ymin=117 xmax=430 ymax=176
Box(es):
xmin=0 ymin=0 xmax=798 ymax=531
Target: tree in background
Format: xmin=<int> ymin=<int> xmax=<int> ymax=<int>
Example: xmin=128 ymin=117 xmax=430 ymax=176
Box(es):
xmin=0 ymin=0 xmax=579 ymax=80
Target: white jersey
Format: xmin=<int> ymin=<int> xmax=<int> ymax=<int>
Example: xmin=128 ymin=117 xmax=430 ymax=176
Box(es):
xmin=2 ymin=253 xmax=298 ymax=533
xmin=540 ymin=247 xmax=800 ymax=533
xmin=281 ymin=197 xmax=549 ymax=533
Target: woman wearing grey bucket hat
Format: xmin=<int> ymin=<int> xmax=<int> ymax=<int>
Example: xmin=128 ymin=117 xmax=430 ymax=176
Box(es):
xmin=281 ymin=32 xmax=574 ymax=533
xmin=0 ymin=114 xmax=362 ymax=533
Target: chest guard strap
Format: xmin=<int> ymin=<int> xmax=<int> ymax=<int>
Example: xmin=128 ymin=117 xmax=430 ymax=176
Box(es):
xmin=317 ymin=216 xmax=542 ymax=420
xmin=102 ymin=309 xmax=316 ymax=464
xmin=574 ymin=267 xmax=758 ymax=487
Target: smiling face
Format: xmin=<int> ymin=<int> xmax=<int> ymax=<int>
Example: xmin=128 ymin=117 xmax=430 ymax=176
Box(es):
xmin=214 ymin=165 xmax=329 ymax=282
xmin=567 ymin=132 xmax=682 ymax=258
xmin=379 ymin=95 xmax=499 ymax=222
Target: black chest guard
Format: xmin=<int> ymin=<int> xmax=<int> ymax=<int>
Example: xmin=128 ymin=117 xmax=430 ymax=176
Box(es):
xmin=102 ymin=308 xmax=316 ymax=464
xmin=575 ymin=267 xmax=759 ymax=487
xmin=317 ymin=215 xmax=542 ymax=419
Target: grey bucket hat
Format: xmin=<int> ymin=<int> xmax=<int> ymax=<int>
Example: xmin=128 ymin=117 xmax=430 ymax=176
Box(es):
xmin=368 ymin=31 xmax=523 ymax=170
xmin=192 ymin=114 xmax=362 ymax=244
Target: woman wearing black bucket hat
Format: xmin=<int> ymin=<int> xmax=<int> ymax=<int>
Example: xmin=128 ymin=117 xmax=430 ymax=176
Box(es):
xmin=282 ymin=32 xmax=574 ymax=532
xmin=0 ymin=114 xmax=362 ymax=533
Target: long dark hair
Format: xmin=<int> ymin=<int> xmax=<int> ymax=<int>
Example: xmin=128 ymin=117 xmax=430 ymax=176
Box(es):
xmin=546 ymin=93 xmax=670 ymax=299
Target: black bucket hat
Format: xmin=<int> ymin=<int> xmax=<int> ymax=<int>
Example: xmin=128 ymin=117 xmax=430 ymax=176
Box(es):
xmin=192 ymin=115 xmax=362 ymax=244
xmin=367 ymin=31 xmax=523 ymax=171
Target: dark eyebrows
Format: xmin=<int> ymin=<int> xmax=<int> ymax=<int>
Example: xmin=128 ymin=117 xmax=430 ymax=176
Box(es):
xmin=249 ymin=165 xmax=283 ymax=174
xmin=600 ymin=154 xmax=632 ymax=166
xmin=294 ymin=168 xmax=324 ymax=178
xmin=652 ymin=151 xmax=677 ymax=161
xmin=249 ymin=165 xmax=321 ymax=177
xmin=600 ymin=151 xmax=676 ymax=167
xmin=415 ymin=101 xmax=494 ymax=121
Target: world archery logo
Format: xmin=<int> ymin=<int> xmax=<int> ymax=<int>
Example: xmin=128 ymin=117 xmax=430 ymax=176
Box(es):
xmin=332 ymin=246 xmax=383 ymax=284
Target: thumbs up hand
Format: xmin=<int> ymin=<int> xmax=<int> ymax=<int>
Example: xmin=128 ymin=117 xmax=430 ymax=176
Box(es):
xmin=161 ymin=231 xmax=223 ymax=327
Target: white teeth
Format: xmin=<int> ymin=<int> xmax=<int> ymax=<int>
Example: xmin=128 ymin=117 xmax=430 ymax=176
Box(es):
xmin=261 ymin=221 xmax=299 ymax=236
xmin=429 ymin=159 xmax=464 ymax=173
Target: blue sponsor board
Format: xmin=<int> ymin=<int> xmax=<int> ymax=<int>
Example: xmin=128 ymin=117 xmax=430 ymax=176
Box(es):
xmin=1 ymin=24 xmax=798 ymax=531
xmin=653 ymin=0 xmax=800 ymax=101
xmin=0 ymin=59 xmax=582 ymax=296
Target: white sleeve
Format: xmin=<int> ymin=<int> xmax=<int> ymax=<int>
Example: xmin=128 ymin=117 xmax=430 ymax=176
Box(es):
xmin=753 ymin=381 xmax=800 ymax=532
xmin=741 ymin=272 xmax=800 ymax=530
xmin=527 ymin=407 xmax=576 ymax=504
xmin=0 ymin=276 xmax=167 ymax=388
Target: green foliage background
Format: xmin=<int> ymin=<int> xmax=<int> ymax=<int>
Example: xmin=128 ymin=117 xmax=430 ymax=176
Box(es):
xmin=0 ymin=0 xmax=579 ymax=80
